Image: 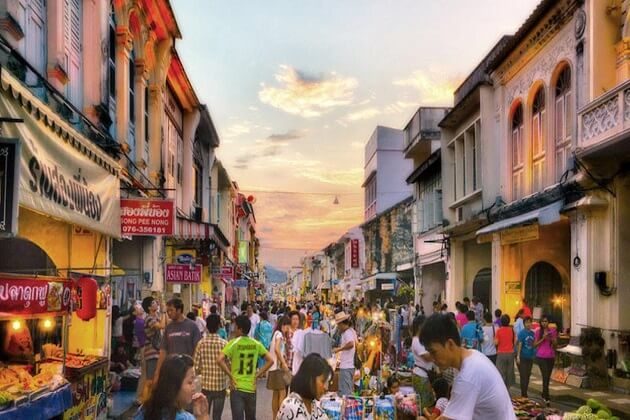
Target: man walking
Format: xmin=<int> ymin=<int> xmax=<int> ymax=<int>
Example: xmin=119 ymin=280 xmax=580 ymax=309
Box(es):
xmin=333 ymin=311 xmax=356 ymax=397
xmin=154 ymin=298 xmax=202 ymax=380
xmin=419 ymin=314 xmax=515 ymax=420
xmin=218 ymin=315 xmax=273 ymax=420
xmin=194 ymin=314 xmax=228 ymax=420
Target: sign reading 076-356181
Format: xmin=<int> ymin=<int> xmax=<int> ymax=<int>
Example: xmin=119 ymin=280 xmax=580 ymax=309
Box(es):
xmin=0 ymin=138 xmax=20 ymax=237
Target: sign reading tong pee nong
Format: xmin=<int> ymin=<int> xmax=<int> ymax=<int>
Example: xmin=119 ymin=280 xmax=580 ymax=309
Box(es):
xmin=120 ymin=199 xmax=175 ymax=236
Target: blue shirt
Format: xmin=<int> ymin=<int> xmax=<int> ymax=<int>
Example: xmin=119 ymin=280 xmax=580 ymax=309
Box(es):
xmin=518 ymin=329 xmax=536 ymax=359
xmin=460 ymin=321 xmax=483 ymax=350
xmin=218 ymin=327 xmax=228 ymax=340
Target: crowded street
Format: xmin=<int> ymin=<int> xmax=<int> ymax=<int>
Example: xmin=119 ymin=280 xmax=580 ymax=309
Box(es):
xmin=1 ymin=0 xmax=630 ymax=419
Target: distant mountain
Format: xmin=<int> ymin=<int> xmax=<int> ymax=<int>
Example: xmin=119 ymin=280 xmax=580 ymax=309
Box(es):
xmin=264 ymin=265 xmax=288 ymax=284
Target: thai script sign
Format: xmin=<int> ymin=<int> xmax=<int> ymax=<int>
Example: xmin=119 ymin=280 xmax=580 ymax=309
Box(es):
xmin=120 ymin=199 xmax=174 ymax=236
xmin=165 ymin=264 xmax=202 ymax=283
xmin=351 ymin=239 xmax=359 ymax=268
xmin=0 ymin=277 xmax=73 ymax=314
xmin=0 ymin=138 xmax=19 ymax=237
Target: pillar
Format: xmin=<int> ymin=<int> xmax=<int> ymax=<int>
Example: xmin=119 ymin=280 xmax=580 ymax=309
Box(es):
xmin=115 ymin=26 xmax=133 ymax=152
xmin=182 ymin=109 xmax=201 ymax=216
xmin=134 ymin=59 xmax=148 ymax=172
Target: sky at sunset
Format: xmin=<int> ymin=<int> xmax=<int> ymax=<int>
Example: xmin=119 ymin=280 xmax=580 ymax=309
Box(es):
xmin=172 ymin=0 xmax=540 ymax=271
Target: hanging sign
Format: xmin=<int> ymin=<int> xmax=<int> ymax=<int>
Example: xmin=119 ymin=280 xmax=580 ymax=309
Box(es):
xmin=0 ymin=277 xmax=73 ymax=314
xmin=500 ymin=224 xmax=539 ymax=245
xmin=120 ymin=199 xmax=174 ymax=236
xmin=165 ymin=264 xmax=202 ymax=283
xmin=0 ymin=138 xmax=20 ymax=237
xmin=351 ymin=239 xmax=359 ymax=268
xmin=221 ymin=266 xmax=234 ymax=283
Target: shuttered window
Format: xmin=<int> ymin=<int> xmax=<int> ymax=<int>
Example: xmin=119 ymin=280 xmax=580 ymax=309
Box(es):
xmin=532 ymin=88 xmax=546 ymax=192
xmin=555 ymin=67 xmax=572 ymax=181
xmin=64 ymin=0 xmax=82 ymax=108
xmin=511 ymin=105 xmax=524 ymax=200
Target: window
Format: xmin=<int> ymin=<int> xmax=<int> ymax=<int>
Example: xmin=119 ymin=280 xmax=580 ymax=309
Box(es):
xmin=532 ymin=88 xmax=546 ymax=192
xmin=511 ymin=105 xmax=524 ymax=200
xmin=64 ymin=0 xmax=82 ymax=108
xmin=108 ymin=17 xmax=116 ymax=99
xmin=555 ymin=66 xmax=572 ymax=180
xmin=193 ymin=161 xmax=203 ymax=206
xmin=144 ymin=86 xmax=149 ymax=143
xmin=418 ymin=174 xmax=442 ymax=232
xmin=451 ymin=120 xmax=481 ymax=200
xmin=129 ymin=56 xmax=135 ymax=123
xmin=24 ymin=0 xmax=46 ymax=86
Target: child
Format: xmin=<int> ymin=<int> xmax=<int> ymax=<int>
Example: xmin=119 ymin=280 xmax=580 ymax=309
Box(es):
xmin=430 ymin=378 xmax=451 ymax=418
xmin=385 ymin=375 xmax=400 ymax=395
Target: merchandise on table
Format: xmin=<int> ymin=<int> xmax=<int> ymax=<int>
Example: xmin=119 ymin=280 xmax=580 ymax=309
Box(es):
xmin=374 ymin=395 xmax=395 ymax=420
xmin=343 ymin=396 xmax=364 ymax=420
xmin=511 ymin=397 xmax=563 ymax=419
xmin=394 ymin=392 xmax=418 ymax=419
xmin=561 ymin=398 xmax=619 ymax=420
xmin=320 ymin=394 xmax=343 ymax=420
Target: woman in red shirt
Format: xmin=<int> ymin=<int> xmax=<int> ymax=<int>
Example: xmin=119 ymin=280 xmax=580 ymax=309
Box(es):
xmin=494 ymin=314 xmax=516 ymax=389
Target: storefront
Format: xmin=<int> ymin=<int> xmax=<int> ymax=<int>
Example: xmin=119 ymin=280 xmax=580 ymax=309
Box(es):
xmin=0 ymin=67 xmax=120 ymax=419
xmin=477 ymin=201 xmax=571 ymax=329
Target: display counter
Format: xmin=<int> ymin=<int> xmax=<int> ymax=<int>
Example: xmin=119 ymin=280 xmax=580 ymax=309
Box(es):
xmin=0 ymin=383 xmax=72 ymax=420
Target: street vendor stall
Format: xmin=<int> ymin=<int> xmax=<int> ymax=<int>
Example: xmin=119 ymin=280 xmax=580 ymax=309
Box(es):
xmin=0 ymin=274 xmax=111 ymax=420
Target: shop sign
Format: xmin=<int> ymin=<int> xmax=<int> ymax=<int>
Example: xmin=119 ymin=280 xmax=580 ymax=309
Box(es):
xmin=0 ymin=138 xmax=19 ymax=237
xmin=238 ymin=242 xmax=249 ymax=263
xmin=351 ymin=239 xmax=359 ymax=268
xmin=233 ymin=279 xmax=248 ymax=288
xmin=0 ymin=277 xmax=72 ymax=314
xmin=500 ymin=224 xmax=539 ymax=245
xmin=381 ymin=282 xmax=394 ymax=291
xmin=505 ymin=281 xmax=522 ymax=294
xmin=165 ymin=264 xmax=202 ymax=283
xmin=120 ymin=199 xmax=174 ymax=236
xmin=221 ymin=266 xmax=234 ymax=282
xmin=18 ymin=122 xmax=120 ymax=237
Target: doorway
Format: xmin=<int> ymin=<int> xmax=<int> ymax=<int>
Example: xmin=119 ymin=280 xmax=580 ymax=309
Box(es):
xmin=525 ymin=261 xmax=566 ymax=330
xmin=472 ymin=267 xmax=492 ymax=316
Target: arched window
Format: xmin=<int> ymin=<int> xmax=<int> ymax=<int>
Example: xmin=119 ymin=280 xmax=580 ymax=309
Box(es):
xmin=511 ymin=104 xmax=524 ymax=200
xmin=555 ymin=66 xmax=571 ymax=180
xmin=532 ymin=88 xmax=546 ymax=192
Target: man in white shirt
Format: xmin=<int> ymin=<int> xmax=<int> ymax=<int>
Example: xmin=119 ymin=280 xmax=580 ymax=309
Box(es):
xmin=332 ymin=311 xmax=356 ymax=396
xmin=247 ymin=304 xmax=260 ymax=339
xmin=419 ymin=314 xmax=516 ymax=420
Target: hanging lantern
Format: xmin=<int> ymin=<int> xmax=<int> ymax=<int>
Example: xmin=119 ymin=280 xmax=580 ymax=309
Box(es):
xmin=76 ymin=276 xmax=98 ymax=321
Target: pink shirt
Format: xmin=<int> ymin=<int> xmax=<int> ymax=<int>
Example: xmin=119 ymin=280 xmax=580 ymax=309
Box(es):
xmin=535 ymin=328 xmax=557 ymax=359
xmin=456 ymin=312 xmax=468 ymax=328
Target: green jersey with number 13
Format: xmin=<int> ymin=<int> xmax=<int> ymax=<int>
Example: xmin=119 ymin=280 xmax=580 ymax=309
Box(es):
xmin=222 ymin=336 xmax=268 ymax=393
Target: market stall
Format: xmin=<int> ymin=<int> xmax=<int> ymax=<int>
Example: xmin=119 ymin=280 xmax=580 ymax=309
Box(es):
xmin=0 ymin=274 xmax=111 ymax=419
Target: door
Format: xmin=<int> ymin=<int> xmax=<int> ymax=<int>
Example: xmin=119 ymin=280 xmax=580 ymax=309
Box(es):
xmin=472 ymin=268 xmax=491 ymax=316
xmin=525 ymin=262 xmax=565 ymax=330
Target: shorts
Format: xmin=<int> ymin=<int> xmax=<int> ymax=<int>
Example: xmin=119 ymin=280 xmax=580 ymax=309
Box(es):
xmin=145 ymin=358 xmax=158 ymax=380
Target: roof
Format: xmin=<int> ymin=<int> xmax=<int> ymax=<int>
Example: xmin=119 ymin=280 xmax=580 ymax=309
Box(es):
xmin=167 ymin=49 xmax=199 ymax=112
xmin=196 ymin=105 xmax=220 ymax=148
xmin=406 ymin=149 xmax=441 ymax=184
xmin=487 ymin=0 xmax=560 ymax=71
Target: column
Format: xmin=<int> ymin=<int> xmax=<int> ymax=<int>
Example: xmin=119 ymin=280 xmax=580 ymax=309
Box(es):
xmin=182 ymin=109 xmax=201 ymax=215
xmin=445 ymin=239 xmax=464 ymax=310
xmin=491 ymin=234 xmax=503 ymax=315
xmin=135 ymin=59 xmax=148 ymax=172
xmin=115 ymin=26 xmax=132 ymax=151
xmin=147 ymin=83 xmax=164 ymax=187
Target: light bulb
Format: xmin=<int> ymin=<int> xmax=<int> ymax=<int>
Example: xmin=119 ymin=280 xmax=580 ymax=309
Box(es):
xmin=11 ymin=320 xmax=21 ymax=331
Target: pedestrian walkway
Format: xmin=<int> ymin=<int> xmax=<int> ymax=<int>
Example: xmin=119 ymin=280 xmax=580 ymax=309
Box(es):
xmin=514 ymin=368 xmax=630 ymax=418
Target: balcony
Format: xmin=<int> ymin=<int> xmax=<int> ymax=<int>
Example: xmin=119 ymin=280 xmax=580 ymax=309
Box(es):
xmin=403 ymin=107 xmax=449 ymax=160
xmin=578 ymin=79 xmax=630 ymax=157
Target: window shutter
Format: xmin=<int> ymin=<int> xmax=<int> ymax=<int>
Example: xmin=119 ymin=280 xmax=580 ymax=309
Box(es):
xmin=64 ymin=0 xmax=82 ymax=108
xmin=555 ymin=96 xmax=564 ymax=144
xmin=435 ymin=189 xmax=443 ymax=227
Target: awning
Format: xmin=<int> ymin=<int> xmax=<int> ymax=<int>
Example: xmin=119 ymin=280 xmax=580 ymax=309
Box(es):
xmin=476 ymin=200 xmax=564 ymax=236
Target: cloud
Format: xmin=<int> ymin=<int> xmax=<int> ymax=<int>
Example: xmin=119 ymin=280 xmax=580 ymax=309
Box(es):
xmin=222 ymin=122 xmax=252 ymax=138
xmin=351 ymin=141 xmax=364 ymax=149
xmin=384 ymin=100 xmax=417 ymax=115
xmin=344 ymin=107 xmax=380 ymax=122
xmin=248 ymin=106 xmax=259 ymax=111
xmin=259 ymin=65 xmax=358 ymax=117
xmin=266 ymin=129 xmax=306 ymax=143
xmin=393 ymin=69 xmax=459 ymax=105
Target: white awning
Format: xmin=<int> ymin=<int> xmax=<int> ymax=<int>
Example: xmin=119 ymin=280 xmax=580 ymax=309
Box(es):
xmin=476 ymin=200 xmax=564 ymax=236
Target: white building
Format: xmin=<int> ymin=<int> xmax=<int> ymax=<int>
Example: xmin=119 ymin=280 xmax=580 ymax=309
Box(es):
xmin=362 ymin=126 xmax=413 ymax=221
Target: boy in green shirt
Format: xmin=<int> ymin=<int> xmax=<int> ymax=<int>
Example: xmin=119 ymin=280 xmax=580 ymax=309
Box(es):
xmin=218 ymin=314 xmax=273 ymax=420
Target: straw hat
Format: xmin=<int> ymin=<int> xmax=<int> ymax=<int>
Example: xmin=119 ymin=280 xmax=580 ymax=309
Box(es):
xmin=334 ymin=311 xmax=351 ymax=323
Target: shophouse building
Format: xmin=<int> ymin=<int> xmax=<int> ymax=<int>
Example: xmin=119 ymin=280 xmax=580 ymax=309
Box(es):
xmin=403 ymin=107 xmax=450 ymax=311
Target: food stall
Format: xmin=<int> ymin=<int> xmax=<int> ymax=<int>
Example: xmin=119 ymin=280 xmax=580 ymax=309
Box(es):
xmin=0 ymin=274 xmax=110 ymax=420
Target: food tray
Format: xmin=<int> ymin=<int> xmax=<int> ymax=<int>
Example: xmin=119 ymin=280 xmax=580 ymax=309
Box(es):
xmin=63 ymin=357 xmax=108 ymax=380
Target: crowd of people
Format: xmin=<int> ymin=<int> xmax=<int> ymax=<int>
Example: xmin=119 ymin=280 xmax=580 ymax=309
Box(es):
xmin=109 ymin=295 xmax=558 ymax=420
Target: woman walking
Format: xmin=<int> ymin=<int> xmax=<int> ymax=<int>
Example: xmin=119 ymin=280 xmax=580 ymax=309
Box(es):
xmin=267 ymin=316 xmax=292 ymax=419
xmin=494 ymin=314 xmax=516 ymax=389
xmin=534 ymin=315 xmax=557 ymax=405
xmin=255 ymin=311 xmax=274 ymax=370
xmin=480 ymin=313 xmax=497 ymax=364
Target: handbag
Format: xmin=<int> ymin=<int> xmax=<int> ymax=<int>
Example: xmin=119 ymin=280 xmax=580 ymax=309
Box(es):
xmin=266 ymin=368 xmax=292 ymax=390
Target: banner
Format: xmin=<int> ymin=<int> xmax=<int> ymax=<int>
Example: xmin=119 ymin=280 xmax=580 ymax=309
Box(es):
xmin=238 ymin=242 xmax=249 ymax=264
xmin=120 ymin=199 xmax=174 ymax=236
xmin=221 ymin=266 xmax=234 ymax=283
xmin=165 ymin=264 xmax=202 ymax=283
xmin=0 ymin=88 xmax=120 ymax=237
xmin=0 ymin=277 xmax=73 ymax=314
xmin=0 ymin=138 xmax=19 ymax=237
xmin=351 ymin=239 xmax=359 ymax=268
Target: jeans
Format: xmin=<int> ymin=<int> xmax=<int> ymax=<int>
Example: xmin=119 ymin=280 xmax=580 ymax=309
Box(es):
xmin=230 ymin=389 xmax=256 ymax=420
xmin=202 ymin=389 xmax=226 ymax=420
xmin=537 ymin=357 xmax=555 ymax=400
xmin=518 ymin=357 xmax=534 ymax=397
xmin=338 ymin=368 xmax=354 ymax=396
